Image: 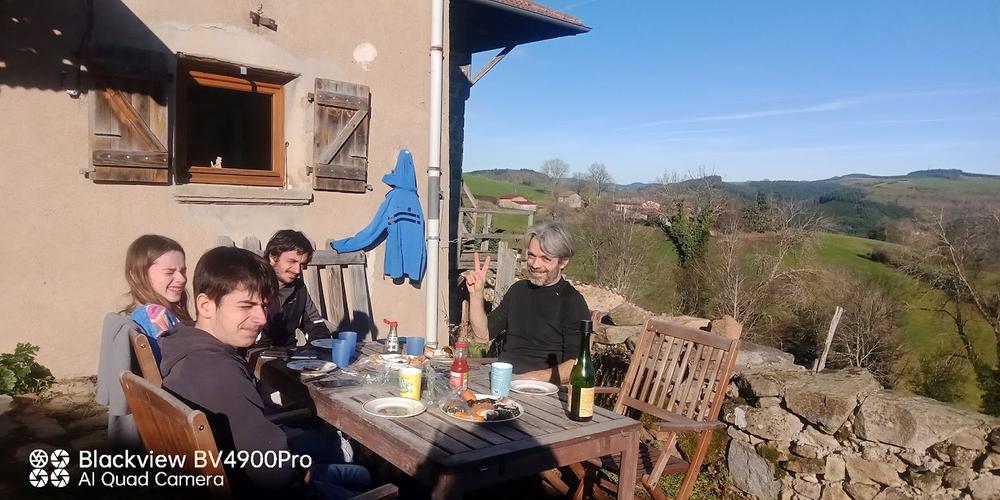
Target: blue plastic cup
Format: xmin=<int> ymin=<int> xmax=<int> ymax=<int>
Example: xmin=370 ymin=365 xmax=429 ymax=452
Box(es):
xmin=404 ymin=336 xmax=425 ymax=356
xmin=330 ymin=338 xmax=351 ymax=369
xmin=338 ymin=331 xmax=358 ymax=359
xmin=490 ymin=362 xmax=513 ymax=397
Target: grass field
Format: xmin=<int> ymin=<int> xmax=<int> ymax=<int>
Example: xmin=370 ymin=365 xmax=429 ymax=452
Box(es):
xmin=813 ymin=232 xmax=996 ymax=410
xmin=463 ymin=174 xmax=550 ymax=233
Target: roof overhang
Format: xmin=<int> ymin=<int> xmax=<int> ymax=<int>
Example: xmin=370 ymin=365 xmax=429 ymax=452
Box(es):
xmin=455 ymin=0 xmax=591 ymax=53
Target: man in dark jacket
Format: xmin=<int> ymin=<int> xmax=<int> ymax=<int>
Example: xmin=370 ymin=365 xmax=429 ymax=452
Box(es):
xmin=159 ymin=246 xmax=369 ymax=498
xmin=257 ymin=230 xmax=333 ymax=347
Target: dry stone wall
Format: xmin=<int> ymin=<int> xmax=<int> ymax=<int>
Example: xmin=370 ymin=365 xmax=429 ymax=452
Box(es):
xmin=582 ymin=297 xmax=1000 ymax=500
xmin=725 ymin=356 xmax=1000 ymax=500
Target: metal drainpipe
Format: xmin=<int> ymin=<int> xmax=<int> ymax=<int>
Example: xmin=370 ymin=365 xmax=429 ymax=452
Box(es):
xmin=425 ymin=0 xmax=444 ymax=348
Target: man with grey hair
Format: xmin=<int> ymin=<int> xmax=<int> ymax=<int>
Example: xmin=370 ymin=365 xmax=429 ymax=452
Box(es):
xmin=466 ymin=221 xmax=591 ymax=383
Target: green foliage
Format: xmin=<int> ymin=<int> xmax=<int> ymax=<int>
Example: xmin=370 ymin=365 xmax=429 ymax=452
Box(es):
xmin=742 ymin=191 xmax=773 ymax=232
xmin=912 ymin=352 xmax=969 ymax=403
xmin=660 ymin=202 xmax=716 ymax=267
xmin=0 ymin=343 xmax=53 ymax=395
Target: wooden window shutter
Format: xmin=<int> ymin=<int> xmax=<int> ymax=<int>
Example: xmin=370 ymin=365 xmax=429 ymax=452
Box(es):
xmin=312 ymin=78 xmax=371 ymax=193
xmin=88 ymin=46 xmax=171 ymax=184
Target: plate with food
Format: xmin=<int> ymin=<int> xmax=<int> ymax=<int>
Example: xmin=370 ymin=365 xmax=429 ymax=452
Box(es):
xmin=440 ymin=390 xmax=523 ymax=422
xmin=286 ymin=359 xmax=337 ymax=373
xmin=362 ymin=353 xmax=410 ymax=371
xmin=362 ymin=397 xmax=426 ymax=418
xmin=509 ymin=380 xmax=559 ymax=396
xmin=362 ymin=353 xmax=432 ymax=371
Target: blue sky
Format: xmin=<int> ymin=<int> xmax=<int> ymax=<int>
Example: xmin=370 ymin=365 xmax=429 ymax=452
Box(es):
xmin=462 ymin=1 xmax=1000 ymax=183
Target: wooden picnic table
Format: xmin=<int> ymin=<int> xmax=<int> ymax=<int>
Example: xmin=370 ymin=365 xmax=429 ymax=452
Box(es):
xmin=260 ymin=342 xmax=642 ymax=500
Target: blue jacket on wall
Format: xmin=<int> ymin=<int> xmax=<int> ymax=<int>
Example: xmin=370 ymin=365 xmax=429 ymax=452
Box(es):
xmin=332 ymin=149 xmax=426 ymax=283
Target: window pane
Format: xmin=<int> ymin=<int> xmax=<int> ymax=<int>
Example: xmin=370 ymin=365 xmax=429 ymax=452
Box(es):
xmin=186 ymin=85 xmax=272 ymax=170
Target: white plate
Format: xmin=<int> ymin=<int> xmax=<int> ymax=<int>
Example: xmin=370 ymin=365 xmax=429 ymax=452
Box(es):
xmin=362 ymin=397 xmax=426 ymax=418
xmin=441 ymin=394 xmax=524 ymax=423
xmin=509 ymin=380 xmax=559 ymax=396
xmin=286 ymin=359 xmax=337 ymax=373
xmin=310 ymin=338 xmax=337 ymax=349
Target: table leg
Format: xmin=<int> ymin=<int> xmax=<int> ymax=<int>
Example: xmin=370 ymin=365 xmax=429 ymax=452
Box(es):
xmin=431 ymin=472 xmax=461 ymax=500
xmin=617 ymin=428 xmax=639 ymax=500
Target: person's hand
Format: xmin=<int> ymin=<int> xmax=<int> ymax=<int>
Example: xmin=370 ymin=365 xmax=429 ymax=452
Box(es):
xmin=465 ymin=252 xmax=491 ymax=297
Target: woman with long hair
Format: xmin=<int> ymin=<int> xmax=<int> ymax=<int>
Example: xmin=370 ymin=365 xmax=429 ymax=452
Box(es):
xmin=97 ymin=234 xmax=191 ymax=450
xmin=120 ymin=235 xmax=192 ymax=361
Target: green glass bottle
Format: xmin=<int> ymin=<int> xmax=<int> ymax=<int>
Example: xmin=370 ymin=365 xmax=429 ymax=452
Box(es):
xmin=568 ymin=319 xmax=595 ymax=422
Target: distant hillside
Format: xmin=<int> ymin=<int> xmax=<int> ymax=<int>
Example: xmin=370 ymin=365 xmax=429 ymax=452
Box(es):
xmin=467 ymin=168 xmax=551 ymax=187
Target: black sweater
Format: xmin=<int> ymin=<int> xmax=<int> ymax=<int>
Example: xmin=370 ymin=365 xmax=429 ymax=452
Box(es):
xmin=488 ymin=278 xmax=591 ymax=373
xmin=158 ymin=325 xmax=299 ymax=494
xmin=258 ymin=278 xmax=333 ymax=347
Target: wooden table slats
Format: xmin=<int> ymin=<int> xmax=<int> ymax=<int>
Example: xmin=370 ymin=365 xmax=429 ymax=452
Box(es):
xmin=262 ymin=342 xmax=640 ymax=500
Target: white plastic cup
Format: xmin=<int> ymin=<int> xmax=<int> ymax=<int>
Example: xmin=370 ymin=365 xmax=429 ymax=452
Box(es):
xmin=490 ymin=362 xmax=513 ymax=397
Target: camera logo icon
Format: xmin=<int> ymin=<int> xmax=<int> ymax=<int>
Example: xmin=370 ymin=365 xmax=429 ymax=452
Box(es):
xmin=28 ymin=468 xmax=48 ymax=488
xmin=28 ymin=448 xmax=71 ymax=488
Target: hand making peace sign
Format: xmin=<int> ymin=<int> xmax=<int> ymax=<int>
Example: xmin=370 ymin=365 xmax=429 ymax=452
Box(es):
xmin=465 ymin=252 xmax=491 ymax=296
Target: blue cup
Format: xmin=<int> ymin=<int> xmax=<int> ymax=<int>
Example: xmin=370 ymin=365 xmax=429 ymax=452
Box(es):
xmin=330 ymin=339 xmax=351 ymax=369
xmin=490 ymin=362 xmax=513 ymax=397
xmin=404 ymin=336 xmax=425 ymax=356
xmin=338 ymin=331 xmax=358 ymax=359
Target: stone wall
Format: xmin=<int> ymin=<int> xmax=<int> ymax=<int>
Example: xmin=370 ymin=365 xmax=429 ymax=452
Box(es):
xmin=582 ymin=300 xmax=1000 ymax=500
xmin=724 ymin=355 xmax=1000 ymax=500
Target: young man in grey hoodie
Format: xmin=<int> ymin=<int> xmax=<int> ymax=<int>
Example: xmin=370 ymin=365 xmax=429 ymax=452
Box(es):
xmin=158 ymin=246 xmax=369 ymax=499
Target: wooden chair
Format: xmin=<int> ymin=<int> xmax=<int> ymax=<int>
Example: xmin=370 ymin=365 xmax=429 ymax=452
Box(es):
xmin=119 ymin=370 xmax=231 ymax=497
xmin=573 ymin=316 xmax=743 ymax=500
xmin=120 ymin=371 xmax=398 ymax=500
xmin=302 ymin=247 xmax=374 ymax=339
xmin=129 ymin=330 xmax=163 ymax=386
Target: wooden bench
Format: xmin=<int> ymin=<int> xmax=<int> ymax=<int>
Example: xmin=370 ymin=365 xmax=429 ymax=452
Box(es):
xmin=217 ymin=236 xmax=376 ymax=340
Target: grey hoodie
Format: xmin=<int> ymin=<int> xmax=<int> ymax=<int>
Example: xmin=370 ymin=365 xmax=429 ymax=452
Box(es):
xmin=158 ymin=324 xmax=300 ymax=494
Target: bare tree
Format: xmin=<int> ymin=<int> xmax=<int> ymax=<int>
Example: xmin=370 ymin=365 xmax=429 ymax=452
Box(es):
xmin=587 ymin=163 xmax=614 ymax=200
xmin=570 ymin=172 xmax=587 ymax=194
xmin=828 ymin=285 xmax=906 ymax=386
xmin=572 ymin=202 xmax=649 ymax=300
xmin=540 ymin=158 xmax=570 ymax=197
xmin=899 ymin=208 xmax=1000 ymax=413
xmin=699 ymin=199 xmax=828 ymax=338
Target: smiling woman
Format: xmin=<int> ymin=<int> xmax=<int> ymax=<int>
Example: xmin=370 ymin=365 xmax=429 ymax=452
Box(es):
xmin=123 ymin=235 xmax=192 ymax=351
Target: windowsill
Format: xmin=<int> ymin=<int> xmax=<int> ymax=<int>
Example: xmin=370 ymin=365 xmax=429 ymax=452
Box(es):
xmin=172 ymin=184 xmax=313 ymax=206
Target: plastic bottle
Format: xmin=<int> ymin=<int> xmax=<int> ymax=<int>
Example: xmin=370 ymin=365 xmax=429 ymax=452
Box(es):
xmin=383 ymin=319 xmax=400 ymax=353
xmin=449 ymin=341 xmax=470 ymax=390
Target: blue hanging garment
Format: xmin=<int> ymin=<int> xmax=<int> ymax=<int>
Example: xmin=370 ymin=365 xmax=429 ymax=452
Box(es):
xmin=331 ymin=149 xmax=427 ymax=283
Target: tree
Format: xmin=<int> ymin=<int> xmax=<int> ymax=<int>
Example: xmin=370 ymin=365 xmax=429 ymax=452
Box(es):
xmin=905 ymin=208 xmax=1000 ymax=414
xmin=540 ymin=158 xmax=570 ymax=196
xmin=571 ymin=202 xmax=650 ymax=300
xmin=570 ymin=172 xmax=587 ymax=194
xmin=586 ymin=163 xmax=614 ymax=200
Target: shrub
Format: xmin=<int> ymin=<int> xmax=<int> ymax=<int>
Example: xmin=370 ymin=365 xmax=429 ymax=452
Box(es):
xmin=912 ymin=352 xmax=968 ymax=404
xmin=0 ymin=343 xmax=53 ymax=395
xmin=867 ymin=248 xmax=891 ymax=263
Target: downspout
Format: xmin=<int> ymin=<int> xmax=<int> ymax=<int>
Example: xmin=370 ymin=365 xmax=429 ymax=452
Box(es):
xmin=425 ymin=0 xmax=444 ymax=348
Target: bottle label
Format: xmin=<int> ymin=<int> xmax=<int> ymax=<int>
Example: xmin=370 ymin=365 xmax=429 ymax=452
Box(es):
xmin=569 ymin=387 xmax=595 ymax=418
xmin=449 ymin=371 xmax=468 ymax=389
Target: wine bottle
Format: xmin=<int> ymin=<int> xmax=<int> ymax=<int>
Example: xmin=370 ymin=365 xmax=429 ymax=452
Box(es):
xmin=568 ymin=319 xmax=595 ymax=422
